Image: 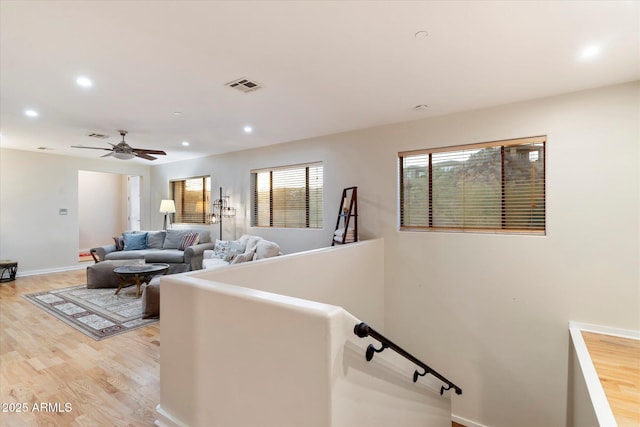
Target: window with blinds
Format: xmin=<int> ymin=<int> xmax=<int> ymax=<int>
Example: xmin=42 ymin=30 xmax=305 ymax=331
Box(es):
xmin=251 ymin=163 xmax=323 ymax=228
xmin=399 ymin=136 xmax=545 ymax=234
xmin=170 ymin=176 xmax=211 ymax=224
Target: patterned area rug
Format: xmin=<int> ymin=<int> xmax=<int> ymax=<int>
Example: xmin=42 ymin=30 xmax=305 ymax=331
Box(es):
xmin=23 ymin=285 xmax=157 ymax=340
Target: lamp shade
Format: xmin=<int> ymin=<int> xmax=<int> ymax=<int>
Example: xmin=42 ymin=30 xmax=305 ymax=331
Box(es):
xmin=159 ymin=199 xmax=176 ymax=213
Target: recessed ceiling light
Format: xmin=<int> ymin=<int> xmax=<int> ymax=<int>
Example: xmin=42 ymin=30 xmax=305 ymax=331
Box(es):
xmin=414 ymin=30 xmax=429 ymax=39
xmin=173 ymin=111 xmax=183 ymax=116
xmin=181 ymin=141 xmax=190 ymax=146
xmin=243 ymin=126 xmax=253 ymax=133
xmin=580 ymin=45 xmax=600 ymax=60
xmin=25 ymin=109 xmax=39 ymax=117
xmin=413 ymin=104 xmax=429 ymax=111
xmin=76 ymin=76 xmax=93 ymax=87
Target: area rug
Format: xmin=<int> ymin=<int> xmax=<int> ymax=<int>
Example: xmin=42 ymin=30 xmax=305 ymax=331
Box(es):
xmin=23 ymin=285 xmax=157 ymax=340
xmin=78 ymin=251 xmax=94 ymax=262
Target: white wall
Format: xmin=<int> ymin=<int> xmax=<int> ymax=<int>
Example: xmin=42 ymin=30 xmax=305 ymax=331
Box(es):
xmin=158 ymin=241 xmax=450 ymax=427
xmin=78 ymin=170 xmax=128 ymax=249
xmin=0 ymin=149 xmax=151 ymax=274
xmin=151 ymin=81 xmax=640 ymax=427
xmin=200 ymin=239 xmax=385 ymax=328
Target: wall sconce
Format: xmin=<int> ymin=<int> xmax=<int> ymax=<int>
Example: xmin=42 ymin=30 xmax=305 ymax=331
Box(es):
xmin=159 ymin=199 xmax=176 ymax=230
xmin=211 ymin=187 xmax=236 ymax=239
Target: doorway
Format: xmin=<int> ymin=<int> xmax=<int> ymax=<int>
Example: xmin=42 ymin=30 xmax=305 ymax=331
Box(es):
xmin=128 ymin=175 xmax=141 ymax=231
xmin=78 ymin=171 xmax=141 ymax=260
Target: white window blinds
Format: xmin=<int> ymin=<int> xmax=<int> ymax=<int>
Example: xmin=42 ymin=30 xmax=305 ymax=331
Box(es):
xmin=252 ymin=163 xmax=323 ymax=228
xmin=170 ymin=176 xmax=211 ymax=224
xmin=399 ymin=136 xmax=545 ymax=234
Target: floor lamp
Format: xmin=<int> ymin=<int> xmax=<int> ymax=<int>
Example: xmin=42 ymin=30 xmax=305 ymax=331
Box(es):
xmin=211 ymin=187 xmax=236 ymax=240
xmin=159 ymin=199 xmax=176 ymax=230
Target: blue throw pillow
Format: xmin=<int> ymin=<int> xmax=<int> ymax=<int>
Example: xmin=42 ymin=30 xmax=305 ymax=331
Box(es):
xmin=123 ymin=232 xmax=148 ymax=251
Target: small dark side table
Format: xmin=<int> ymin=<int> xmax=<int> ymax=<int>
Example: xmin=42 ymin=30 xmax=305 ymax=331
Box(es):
xmin=0 ymin=260 xmax=18 ymax=283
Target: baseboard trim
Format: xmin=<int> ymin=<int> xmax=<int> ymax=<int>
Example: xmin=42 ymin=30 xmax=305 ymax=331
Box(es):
xmin=452 ymin=414 xmax=489 ymax=427
xmin=16 ymin=264 xmax=87 ymax=278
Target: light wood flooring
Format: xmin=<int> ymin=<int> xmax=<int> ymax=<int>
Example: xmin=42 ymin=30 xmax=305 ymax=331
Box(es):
xmin=582 ymin=331 xmax=640 ymax=427
xmin=0 ymin=269 xmax=160 ymax=426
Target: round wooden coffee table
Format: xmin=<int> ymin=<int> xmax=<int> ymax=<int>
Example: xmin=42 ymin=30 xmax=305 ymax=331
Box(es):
xmin=113 ymin=263 xmax=169 ymax=298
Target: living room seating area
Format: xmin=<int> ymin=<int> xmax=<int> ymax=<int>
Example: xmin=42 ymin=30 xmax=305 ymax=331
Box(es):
xmin=91 ymin=229 xmax=215 ymax=273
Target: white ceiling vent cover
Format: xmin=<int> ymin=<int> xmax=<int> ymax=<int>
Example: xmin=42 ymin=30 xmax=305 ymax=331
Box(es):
xmin=225 ymin=78 xmax=262 ymax=93
xmin=87 ymin=132 xmax=109 ymax=139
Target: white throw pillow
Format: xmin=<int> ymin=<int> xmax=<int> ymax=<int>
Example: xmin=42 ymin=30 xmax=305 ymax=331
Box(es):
xmin=254 ymin=240 xmax=280 ymax=260
xmin=202 ymin=258 xmax=230 ymax=270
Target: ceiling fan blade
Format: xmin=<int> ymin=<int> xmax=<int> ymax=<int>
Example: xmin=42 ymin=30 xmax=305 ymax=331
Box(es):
xmin=134 ymin=152 xmax=159 ymax=161
xmin=101 ymin=152 xmax=115 ymax=158
xmin=71 ymin=145 xmax=112 ymax=151
xmin=133 ymin=148 xmax=166 ymax=156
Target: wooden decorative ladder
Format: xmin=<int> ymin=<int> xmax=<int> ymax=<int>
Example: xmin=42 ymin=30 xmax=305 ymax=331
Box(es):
xmin=332 ymin=187 xmax=358 ymax=246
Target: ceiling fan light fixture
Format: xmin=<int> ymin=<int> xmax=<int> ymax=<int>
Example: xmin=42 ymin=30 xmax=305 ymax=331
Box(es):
xmin=113 ymin=152 xmax=134 ymax=160
xmin=71 ymin=129 xmax=165 ymax=161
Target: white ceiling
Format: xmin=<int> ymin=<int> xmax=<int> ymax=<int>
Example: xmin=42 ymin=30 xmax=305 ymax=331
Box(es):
xmin=1 ymin=1 xmax=639 ymax=164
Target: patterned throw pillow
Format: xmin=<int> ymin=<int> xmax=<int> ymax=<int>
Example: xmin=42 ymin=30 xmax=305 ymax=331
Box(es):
xmin=178 ymin=232 xmax=200 ymax=251
xmin=213 ymin=240 xmax=246 ymax=261
xmin=230 ymin=249 xmax=255 ymax=264
xmin=113 ymin=236 xmax=124 ymax=251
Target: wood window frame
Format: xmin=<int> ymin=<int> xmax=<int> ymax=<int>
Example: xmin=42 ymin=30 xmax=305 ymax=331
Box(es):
xmin=251 ymin=162 xmax=323 ymax=229
xmin=399 ymin=136 xmax=546 ymax=235
xmin=169 ymin=175 xmax=211 ymax=225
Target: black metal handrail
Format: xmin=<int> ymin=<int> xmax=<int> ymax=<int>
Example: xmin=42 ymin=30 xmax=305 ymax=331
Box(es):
xmin=354 ymin=322 xmax=462 ymax=396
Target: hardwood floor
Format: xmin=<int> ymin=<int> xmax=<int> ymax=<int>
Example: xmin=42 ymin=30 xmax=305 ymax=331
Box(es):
xmin=0 ymin=270 xmax=160 ymax=426
xmin=582 ymin=331 xmax=640 ymax=427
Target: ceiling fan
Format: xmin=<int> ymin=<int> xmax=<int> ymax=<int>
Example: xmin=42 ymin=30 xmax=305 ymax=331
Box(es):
xmin=71 ymin=130 xmax=167 ymax=161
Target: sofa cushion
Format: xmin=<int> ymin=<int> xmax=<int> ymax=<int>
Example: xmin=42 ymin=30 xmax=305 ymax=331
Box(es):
xmin=254 ymin=240 xmax=280 ymax=260
xmin=196 ymin=230 xmax=211 ymax=244
xmin=230 ymin=249 xmax=255 ymax=264
xmin=143 ymin=249 xmax=185 ymax=264
xmin=123 ymin=232 xmax=148 ymax=250
xmin=105 ymin=250 xmax=147 ymax=261
xmin=113 ymin=236 xmax=124 ymax=251
xmin=146 ymin=230 xmax=166 ymax=249
xmin=178 ymin=232 xmax=200 ymax=250
xmin=163 ymin=230 xmax=190 ymax=249
xmin=238 ymin=234 xmax=263 ymax=252
xmin=203 ymin=258 xmax=230 ymax=270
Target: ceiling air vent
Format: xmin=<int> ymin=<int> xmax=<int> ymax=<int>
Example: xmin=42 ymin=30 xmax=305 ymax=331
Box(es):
xmin=87 ymin=132 xmax=109 ymax=139
xmin=225 ymin=77 xmax=262 ymax=93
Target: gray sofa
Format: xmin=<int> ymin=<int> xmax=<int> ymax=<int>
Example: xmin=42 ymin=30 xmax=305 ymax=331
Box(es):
xmin=91 ymin=229 xmax=215 ymax=273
